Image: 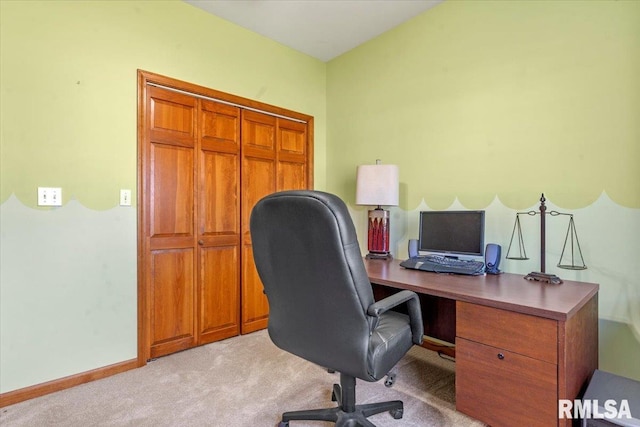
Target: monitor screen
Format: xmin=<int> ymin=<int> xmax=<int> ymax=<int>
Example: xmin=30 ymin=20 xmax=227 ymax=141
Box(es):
xmin=418 ymin=210 xmax=485 ymax=257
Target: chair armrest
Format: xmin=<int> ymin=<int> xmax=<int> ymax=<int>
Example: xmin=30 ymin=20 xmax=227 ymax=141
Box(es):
xmin=367 ymin=290 xmax=424 ymax=345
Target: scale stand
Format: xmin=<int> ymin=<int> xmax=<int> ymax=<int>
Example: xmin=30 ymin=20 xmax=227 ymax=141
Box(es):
xmin=505 ymin=193 xmax=587 ymax=285
xmin=525 ymin=271 xmax=563 ymax=285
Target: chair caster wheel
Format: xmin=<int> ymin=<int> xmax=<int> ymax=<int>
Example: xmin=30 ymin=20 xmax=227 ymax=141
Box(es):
xmin=384 ymin=372 xmax=396 ymax=387
xmin=278 ymin=422 xmax=289 ymax=427
xmin=390 ymin=408 xmax=403 ymax=419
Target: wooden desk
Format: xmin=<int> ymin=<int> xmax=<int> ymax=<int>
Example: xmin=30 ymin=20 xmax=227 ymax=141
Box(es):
xmin=364 ymin=259 xmax=599 ymax=427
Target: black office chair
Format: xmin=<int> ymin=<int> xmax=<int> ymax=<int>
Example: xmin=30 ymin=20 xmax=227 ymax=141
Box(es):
xmin=250 ymin=190 xmax=424 ymax=427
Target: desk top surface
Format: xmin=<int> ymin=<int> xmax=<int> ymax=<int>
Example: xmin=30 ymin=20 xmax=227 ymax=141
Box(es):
xmin=364 ymin=259 xmax=599 ymax=321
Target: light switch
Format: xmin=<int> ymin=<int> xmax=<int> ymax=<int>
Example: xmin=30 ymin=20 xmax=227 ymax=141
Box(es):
xmin=120 ymin=189 xmax=132 ymax=206
xmin=38 ymin=187 xmax=62 ymax=206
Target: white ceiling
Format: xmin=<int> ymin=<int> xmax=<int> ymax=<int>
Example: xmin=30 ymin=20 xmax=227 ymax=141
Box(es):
xmin=184 ymin=0 xmax=443 ymax=62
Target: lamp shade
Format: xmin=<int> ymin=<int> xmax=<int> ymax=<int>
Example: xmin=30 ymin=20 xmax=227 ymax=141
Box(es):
xmin=355 ymin=164 xmax=399 ymax=206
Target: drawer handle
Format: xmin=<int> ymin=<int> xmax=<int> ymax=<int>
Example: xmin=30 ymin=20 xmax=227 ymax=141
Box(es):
xmin=497 ymin=353 xmax=505 ymax=360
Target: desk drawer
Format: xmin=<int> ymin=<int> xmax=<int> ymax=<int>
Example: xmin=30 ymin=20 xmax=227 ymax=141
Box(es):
xmin=457 ymin=301 xmax=557 ymax=363
xmin=456 ymin=338 xmax=558 ymax=427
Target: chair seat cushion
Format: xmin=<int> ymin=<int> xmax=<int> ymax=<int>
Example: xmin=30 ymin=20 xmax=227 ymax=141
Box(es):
xmin=367 ymin=311 xmax=414 ymax=381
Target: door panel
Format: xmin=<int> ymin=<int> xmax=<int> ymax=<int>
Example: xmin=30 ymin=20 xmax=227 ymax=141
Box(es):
xmin=150 ymin=249 xmax=195 ymax=358
xmin=200 ymin=100 xmax=240 ymax=240
xmin=150 ymin=144 xmax=194 ymax=237
xmin=277 ymin=118 xmax=307 ymax=192
xmin=201 ymin=151 xmax=238 ymax=237
xmin=242 ymin=110 xmax=276 ymax=153
xmin=241 ymin=110 xmax=277 ymax=334
xmin=201 ymin=102 xmax=239 ymax=145
xmin=198 ymin=100 xmax=241 ymax=345
xmin=241 ymin=157 xmax=276 ymax=231
xmin=199 ymin=246 xmax=239 ymax=344
xmin=148 ymin=87 xmax=195 ymax=147
xmin=241 ymin=155 xmax=275 ymax=334
xmin=278 ymin=119 xmax=306 ymax=156
xmin=278 ymin=161 xmax=306 ymax=191
xmin=146 ymin=86 xmax=197 ymax=359
xmin=151 ymin=95 xmax=193 ymax=134
xmin=241 ymin=247 xmax=270 ymax=333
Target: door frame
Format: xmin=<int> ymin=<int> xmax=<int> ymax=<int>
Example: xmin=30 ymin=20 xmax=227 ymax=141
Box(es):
xmin=137 ymin=70 xmax=314 ymax=365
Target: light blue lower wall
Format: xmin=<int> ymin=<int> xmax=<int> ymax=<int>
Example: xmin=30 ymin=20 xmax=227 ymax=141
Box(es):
xmin=0 ymin=196 xmax=137 ymax=393
xmin=600 ymin=319 xmax=640 ymax=381
xmin=2 ymin=190 xmax=638 ymax=393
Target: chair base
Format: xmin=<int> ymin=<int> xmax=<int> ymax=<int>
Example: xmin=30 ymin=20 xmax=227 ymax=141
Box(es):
xmin=278 ymin=373 xmax=403 ymax=427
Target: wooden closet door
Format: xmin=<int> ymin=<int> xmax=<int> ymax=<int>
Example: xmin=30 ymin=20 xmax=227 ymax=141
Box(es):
xmin=240 ymin=112 xmax=309 ymax=334
xmin=197 ymin=100 xmax=241 ymax=345
xmin=139 ymin=70 xmax=313 ymax=361
xmin=145 ymin=86 xmax=197 ymax=359
xmin=241 ymin=110 xmax=276 ymax=334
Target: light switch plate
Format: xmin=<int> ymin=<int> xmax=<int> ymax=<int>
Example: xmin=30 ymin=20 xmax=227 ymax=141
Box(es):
xmin=120 ymin=189 xmax=132 ymax=206
xmin=38 ymin=187 xmax=62 ymax=206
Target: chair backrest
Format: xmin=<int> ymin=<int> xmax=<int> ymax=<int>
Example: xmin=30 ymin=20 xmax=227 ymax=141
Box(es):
xmin=250 ymin=190 xmax=376 ymax=379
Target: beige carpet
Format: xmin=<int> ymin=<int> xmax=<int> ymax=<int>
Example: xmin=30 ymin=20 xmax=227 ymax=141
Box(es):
xmin=0 ymin=330 xmax=486 ymax=426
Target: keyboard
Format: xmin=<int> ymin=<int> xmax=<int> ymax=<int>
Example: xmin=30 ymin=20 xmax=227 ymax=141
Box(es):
xmin=400 ymin=255 xmax=485 ymax=276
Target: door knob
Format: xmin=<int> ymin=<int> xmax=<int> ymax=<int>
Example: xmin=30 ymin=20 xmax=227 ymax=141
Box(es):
xmin=198 ymin=240 xmax=204 ymax=246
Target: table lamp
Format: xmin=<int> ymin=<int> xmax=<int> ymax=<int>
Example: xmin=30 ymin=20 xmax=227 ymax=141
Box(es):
xmin=356 ymin=160 xmax=399 ymax=259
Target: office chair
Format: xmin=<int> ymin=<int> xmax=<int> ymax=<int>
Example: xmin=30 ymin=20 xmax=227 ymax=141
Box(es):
xmin=250 ymin=190 xmax=424 ymax=427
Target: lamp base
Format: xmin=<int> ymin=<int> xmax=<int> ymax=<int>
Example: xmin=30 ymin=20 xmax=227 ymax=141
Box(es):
xmin=367 ymin=208 xmax=391 ymax=255
xmin=365 ymin=252 xmax=393 ymax=260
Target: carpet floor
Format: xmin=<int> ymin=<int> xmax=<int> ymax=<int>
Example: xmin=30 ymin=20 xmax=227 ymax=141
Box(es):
xmin=1 ymin=330 xmax=486 ymax=426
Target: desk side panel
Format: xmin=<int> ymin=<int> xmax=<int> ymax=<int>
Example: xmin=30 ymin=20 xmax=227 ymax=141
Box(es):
xmin=558 ymin=294 xmax=598 ymax=427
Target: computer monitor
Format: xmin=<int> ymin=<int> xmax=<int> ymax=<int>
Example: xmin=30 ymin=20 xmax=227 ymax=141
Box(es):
xmin=418 ymin=210 xmax=485 ymax=257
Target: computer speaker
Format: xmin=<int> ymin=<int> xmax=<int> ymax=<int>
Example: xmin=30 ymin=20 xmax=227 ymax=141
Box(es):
xmin=408 ymin=239 xmax=419 ymax=258
xmin=485 ymin=243 xmax=501 ymax=274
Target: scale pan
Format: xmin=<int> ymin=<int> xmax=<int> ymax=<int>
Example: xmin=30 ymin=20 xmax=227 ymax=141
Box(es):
xmin=557 ymin=264 xmax=587 ymax=270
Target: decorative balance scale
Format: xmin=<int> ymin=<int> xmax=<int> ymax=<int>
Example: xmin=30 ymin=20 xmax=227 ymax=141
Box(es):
xmin=506 ymin=193 xmax=587 ymax=284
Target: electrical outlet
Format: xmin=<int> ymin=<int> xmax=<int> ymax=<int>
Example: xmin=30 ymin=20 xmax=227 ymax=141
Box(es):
xmin=38 ymin=187 xmax=62 ymax=206
xmin=120 ymin=189 xmax=132 ymax=206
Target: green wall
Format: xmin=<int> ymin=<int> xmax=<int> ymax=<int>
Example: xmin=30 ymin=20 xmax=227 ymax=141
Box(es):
xmin=328 ymin=0 xmax=639 ymax=211
xmin=327 ymin=0 xmax=640 ymax=379
xmin=0 ymin=0 xmax=326 ymax=393
xmin=1 ymin=0 xmax=326 ymax=208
